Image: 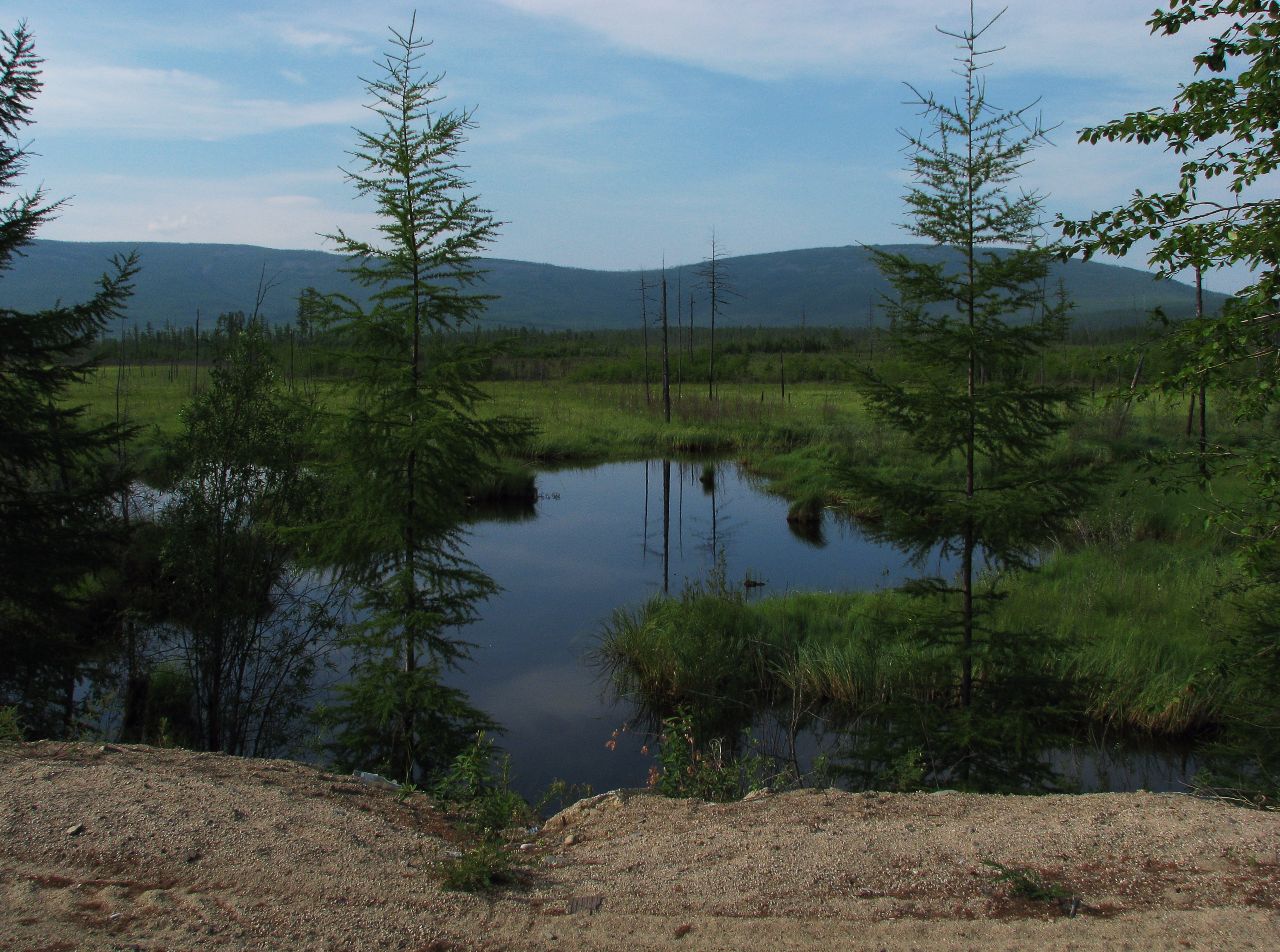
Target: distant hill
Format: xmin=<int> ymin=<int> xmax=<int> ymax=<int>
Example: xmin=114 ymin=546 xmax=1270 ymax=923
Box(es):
xmin=0 ymin=239 xmax=1222 ymax=332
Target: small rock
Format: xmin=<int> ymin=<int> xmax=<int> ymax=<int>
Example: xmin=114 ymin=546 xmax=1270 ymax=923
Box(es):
xmin=563 ymin=833 xmax=579 ymax=846
xmin=65 ymin=823 xmax=84 ymax=836
xmin=519 ymin=842 xmax=535 ymax=852
xmin=352 ymin=770 xmax=400 ymax=791
xmin=674 ymin=923 xmax=693 ymax=938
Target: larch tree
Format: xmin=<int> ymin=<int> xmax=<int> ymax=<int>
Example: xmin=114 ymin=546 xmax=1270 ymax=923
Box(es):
xmin=0 ymin=22 xmax=139 ymax=734
xmin=696 ymin=230 xmax=736 ymax=400
xmin=317 ymin=18 xmax=519 ymax=784
xmin=1062 ymin=0 xmax=1280 ymax=797
xmin=842 ymin=4 xmax=1095 ymax=790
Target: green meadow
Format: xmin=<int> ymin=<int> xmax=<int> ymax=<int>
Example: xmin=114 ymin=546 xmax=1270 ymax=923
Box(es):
xmin=72 ymin=349 xmax=1256 ymax=756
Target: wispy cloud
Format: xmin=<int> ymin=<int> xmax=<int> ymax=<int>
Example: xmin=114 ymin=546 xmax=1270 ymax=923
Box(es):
xmin=40 ymin=171 xmax=370 ymax=251
xmin=491 ymin=0 xmax=1211 ymax=90
xmin=274 ymin=23 xmax=370 ymax=53
xmin=475 ymin=91 xmax=645 ymax=145
xmin=38 ymin=62 xmax=364 ymax=139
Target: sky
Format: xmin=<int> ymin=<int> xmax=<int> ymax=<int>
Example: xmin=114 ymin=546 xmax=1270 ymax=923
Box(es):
xmin=0 ymin=1 xmax=1250 ymax=292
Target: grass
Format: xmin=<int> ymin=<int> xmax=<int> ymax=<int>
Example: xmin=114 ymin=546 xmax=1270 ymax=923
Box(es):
xmin=71 ymin=365 xmax=1258 ymax=743
xmin=598 ymin=459 xmax=1249 ymax=739
xmin=71 ymin=369 xmax=871 ymax=465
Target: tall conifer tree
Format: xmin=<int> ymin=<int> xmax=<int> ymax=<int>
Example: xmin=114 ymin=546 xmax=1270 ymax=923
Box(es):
xmin=843 ymin=5 xmax=1094 ymax=789
xmin=0 ymin=23 xmax=138 ymax=732
xmin=318 ymin=18 xmax=516 ymax=783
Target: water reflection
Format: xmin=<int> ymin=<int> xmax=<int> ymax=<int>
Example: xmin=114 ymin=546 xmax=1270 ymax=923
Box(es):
xmin=455 ymin=458 xmax=942 ymax=798
xmin=460 ymin=459 xmax=1200 ymax=800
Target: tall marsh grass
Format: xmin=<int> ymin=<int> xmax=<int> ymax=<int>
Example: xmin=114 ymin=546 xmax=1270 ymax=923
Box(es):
xmin=599 ymin=540 xmax=1236 ymax=739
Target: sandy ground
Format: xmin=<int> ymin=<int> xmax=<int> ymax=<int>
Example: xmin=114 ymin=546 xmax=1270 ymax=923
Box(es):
xmin=2 ymin=741 xmax=1279 ymax=951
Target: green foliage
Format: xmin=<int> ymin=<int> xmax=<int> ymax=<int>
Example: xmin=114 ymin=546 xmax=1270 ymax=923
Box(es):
xmin=438 ymin=841 xmax=522 ymax=892
xmin=320 ymin=647 xmax=496 ymax=784
xmin=983 ymin=861 xmax=1074 ymax=905
xmin=135 ymin=662 xmax=199 ymax=748
xmin=153 ymin=320 xmax=337 ymax=756
xmin=433 ymin=732 xmax=532 ymax=836
xmin=0 ymin=22 xmax=139 ymax=734
xmin=1064 ymin=1 xmax=1280 ymax=299
xmin=597 ymin=570 xmax=801 ymax=737
xmin=648 ymin=709 xmax=779 ymax=801
xmin=835 ymin=9 xmax=1096 ymax=789
xmin=0 ymin=706 xmax=23 ymax=745
xmin=1064 ymin=0 xmax=1280 ymax=800
xmin=430 ymin=732 xmax=533 ymax=893
xmin=316 ymin=19 xmax=524 ymax=785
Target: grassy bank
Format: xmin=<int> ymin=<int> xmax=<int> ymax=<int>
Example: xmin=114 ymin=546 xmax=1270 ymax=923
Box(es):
xmin=73 ymin=367 xmax=1251 ymax=745
xmin=598 ymin=457 xmax=1252 ymax=741
xmin=72 ymin=369 xmax=869 ymax=463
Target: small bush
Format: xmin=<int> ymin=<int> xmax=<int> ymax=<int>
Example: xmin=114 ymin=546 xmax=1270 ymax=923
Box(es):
xmin=439 ymin=842 xmax=521 ymax=892
xmin=434 ymin=732 xmax=532 ymax=837
xmin=983 ymin=861 xmax=1073 ymax=904
xmin=431 ymin=733 xmax=533 ymax=892
xmin=0 ymin=706 xmax=23 ymax=746
xmin=648 ymin=709 xmax=781 ymax=801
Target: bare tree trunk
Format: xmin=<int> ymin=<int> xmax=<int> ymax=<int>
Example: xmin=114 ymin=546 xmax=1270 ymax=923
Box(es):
xmin=662 ymin=459 xmax=671 ymax=595
xmin=1195 ymin=264 xmax=1208 ymax=480
xmin=192 ymin=309 xmax=201 ymax=395
xmin=661 ymin=271 xmax=671 ymax=424
xmin=639 ymin=276 xmax=651 ymax=404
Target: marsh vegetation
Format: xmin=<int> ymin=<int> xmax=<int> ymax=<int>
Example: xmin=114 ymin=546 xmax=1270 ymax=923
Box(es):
xmin=7 ymin=3 xmax=1280 ymax=811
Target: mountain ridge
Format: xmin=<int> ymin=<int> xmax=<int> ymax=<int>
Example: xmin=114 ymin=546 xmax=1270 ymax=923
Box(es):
xmin=0 ymin=239 xmax=1221 ymax=332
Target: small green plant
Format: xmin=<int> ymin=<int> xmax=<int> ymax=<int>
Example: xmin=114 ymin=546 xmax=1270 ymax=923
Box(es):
xmin=434 ymin=732 xmax=532 ymax=836
xmin=648 ymin=709 xmax=779 ymax=802
xmin=888 ymin=745 xmax=926 ymax=792
xmin=0 ymin=706 xmax=23 ymax=746
xmin=431 ymin=733 xmax=534 ymax=892
xmin=155 ymin=716 xmax=175 ymax=749
xmin=439 ymin=842 xmax=521 ymax=892
xmin=983 ymin=861 xmax=1073 ymax=904
xmin=394 ymin=781 xmax=422 ymax=803
xmin=535 ymin=777 xmax=594 ymax=817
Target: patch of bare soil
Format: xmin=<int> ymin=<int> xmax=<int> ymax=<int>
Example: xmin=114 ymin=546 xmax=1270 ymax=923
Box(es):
xmin=2 ymin=741 xmax=1279 ymax=951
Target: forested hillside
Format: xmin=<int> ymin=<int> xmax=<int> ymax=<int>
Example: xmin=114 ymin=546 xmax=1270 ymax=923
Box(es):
xmin=1 ymin=239 xmax=1219 ymax=331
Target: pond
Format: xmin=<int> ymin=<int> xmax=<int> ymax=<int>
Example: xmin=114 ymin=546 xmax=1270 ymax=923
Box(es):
xmin=449 ymin=460 xmax=1197 ymax=800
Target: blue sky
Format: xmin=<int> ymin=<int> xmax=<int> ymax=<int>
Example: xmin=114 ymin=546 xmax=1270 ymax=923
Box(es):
xmin=0 ymin=1 xmax=1247 ymax=291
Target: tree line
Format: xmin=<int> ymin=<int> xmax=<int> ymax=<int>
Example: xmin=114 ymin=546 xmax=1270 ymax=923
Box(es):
xmin=4 ymin=1 xmax=1280 ymax=797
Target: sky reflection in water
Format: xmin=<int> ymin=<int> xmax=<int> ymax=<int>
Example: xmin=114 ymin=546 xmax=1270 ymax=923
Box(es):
xmin=451 ymin=459 xmax=945 ymax=799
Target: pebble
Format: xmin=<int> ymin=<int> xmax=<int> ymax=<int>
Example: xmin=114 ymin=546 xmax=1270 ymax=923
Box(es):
xmin=65 ymin=823 xmax=84 ymax=836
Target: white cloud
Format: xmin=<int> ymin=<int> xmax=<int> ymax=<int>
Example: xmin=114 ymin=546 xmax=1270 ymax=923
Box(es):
xmin=492 ymin=0 xmax=1211 ymax=90
xmin=475 ymin=91 xmax=644 ymax=145
xmin=275 ymin=24 xmax=368 ymax=52
xmin=37 ymin=62 xmax=365 ymax=140
xmin=38 ymin=171 xmax=369 ymax=252
xmin=146 ymin=213 xmax=194 ymax=236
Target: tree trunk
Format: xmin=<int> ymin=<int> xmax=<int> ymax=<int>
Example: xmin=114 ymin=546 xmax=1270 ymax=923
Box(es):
xmin=661 ymin=273 xmax=671 ymax=424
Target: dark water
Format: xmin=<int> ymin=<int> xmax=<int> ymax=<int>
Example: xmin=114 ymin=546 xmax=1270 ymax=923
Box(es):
xmin=105 ymin=463 xmax=1197 ymax=798
xmin=452 ymin=459 xmax=911 ymax=798
xmin=448 ymin=460 xmax=1199 ymax=800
